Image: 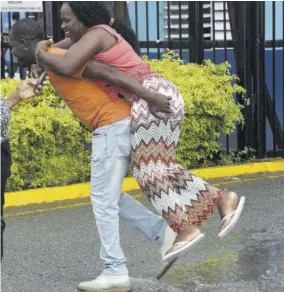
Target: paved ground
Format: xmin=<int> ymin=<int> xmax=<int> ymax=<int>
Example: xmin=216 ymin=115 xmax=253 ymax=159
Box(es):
xmin=2 ymin=174 xmax=284 ymax=292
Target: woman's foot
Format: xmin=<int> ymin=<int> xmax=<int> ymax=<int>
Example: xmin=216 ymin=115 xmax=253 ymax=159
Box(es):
xmin=217 ymin=191 xmax=239 ymax=233
xmin=163 ymin=225 xmax=205 ymax=262
xmin=217 ymin=191 xmax=246 ymax=238
xmin=174 ymin=225 xmax=201 ymax=245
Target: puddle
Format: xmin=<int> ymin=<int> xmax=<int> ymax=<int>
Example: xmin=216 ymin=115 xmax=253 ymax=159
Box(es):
xmin=165 ymin=250 xmax=239 ymax=286
xmin=164 ymin=239 xmax=284 ymax=291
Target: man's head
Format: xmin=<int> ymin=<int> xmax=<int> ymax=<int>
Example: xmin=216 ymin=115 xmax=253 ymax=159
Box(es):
xmin=9 ymin=18 xmax=43 ymax=67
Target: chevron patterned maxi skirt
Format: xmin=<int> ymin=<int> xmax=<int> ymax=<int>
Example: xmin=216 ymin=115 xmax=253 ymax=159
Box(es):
xmin=130 ymin=76 xmax=225 ymax=232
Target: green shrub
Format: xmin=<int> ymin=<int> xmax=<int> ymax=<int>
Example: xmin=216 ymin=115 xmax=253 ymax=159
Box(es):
xmin=145 ymin=51 xmax=245 ymax=168
xmin=1 ymin=78 xmax=91 ymax=191
xmin=1 ymin=51 xmax=245 ymax=191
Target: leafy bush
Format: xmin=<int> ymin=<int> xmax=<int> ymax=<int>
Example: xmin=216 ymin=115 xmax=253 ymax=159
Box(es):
xmin=145 ymin=51 xmax=245 ymax=168
xmin=1 ymin=78 xmax=91 ymax=191
xmin=197 ymin=147 xmax=257 ymax=168
xmin=1 ymin=51 xmax=245 ymax=191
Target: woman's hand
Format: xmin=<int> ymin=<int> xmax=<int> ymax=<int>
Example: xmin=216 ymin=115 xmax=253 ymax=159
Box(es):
xmin=35 ymin=39 xmax=54 ymax=53
xmin=34 ymin=39 xmax=54 ymax=65
xmin=147 ymin=92 xmax=172 ymax=114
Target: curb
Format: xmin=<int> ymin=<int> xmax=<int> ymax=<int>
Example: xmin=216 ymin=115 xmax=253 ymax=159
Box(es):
xmin=5 ymin=159 xmax=284 ymax=208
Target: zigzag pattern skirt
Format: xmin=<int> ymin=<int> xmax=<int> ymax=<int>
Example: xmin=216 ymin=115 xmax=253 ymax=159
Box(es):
xmin=130 ymin=76 xmax=225 ymax=232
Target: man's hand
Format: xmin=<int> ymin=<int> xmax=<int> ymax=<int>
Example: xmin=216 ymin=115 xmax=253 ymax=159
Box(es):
xmin=29 ymin=64 xmax=43 ymax=78
xmin=6 ymin=78 xmax=46 ymax=108
xmin=147 ymin=92 xmax=172 ymax=115
xmin=16 ymin=78 xmax=47 ymax=100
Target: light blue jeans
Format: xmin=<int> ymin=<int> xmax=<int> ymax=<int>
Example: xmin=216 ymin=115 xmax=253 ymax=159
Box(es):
xmin=90 ymin=117 xmax=166 ymax=275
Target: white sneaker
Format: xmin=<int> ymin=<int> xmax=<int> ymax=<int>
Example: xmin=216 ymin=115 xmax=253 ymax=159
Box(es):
xmin=77 ymin=274 xmax=132 ymax=292
xmin=160 ymin=225 xmax=176 ymax=258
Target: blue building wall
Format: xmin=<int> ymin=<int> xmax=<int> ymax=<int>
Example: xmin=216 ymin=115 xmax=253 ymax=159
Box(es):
xmin=265 ymin=1 xmax=283 ymax=40
xmin=128 ymin=1 xmax=165 ymax=41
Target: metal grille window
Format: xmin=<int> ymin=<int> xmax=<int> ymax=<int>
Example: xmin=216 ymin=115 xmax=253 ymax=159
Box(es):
xmin=164 ymin=1 xmax=231 ymax=41
xmin=212 ymin=1 xmax=232 ymax=41
xmin=164 ymin=1 xmax=190 ymax=40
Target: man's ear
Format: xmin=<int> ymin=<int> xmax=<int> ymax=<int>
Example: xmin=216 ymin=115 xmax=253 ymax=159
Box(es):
xmin=20 ymin=38 xmax=29 ymax=50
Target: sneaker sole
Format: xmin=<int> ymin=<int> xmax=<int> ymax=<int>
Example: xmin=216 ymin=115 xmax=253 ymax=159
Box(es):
xmin=103 ymin=288 xmax=132 ymax=292
xmin=78 ymin=287 xmax=132 ymax=292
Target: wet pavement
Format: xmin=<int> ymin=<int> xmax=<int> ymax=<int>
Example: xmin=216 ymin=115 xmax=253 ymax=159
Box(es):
xmin=2 ymin=174 xmax=284 ymax=292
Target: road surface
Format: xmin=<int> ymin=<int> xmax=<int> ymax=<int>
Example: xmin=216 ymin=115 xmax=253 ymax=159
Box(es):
xmin=2 ymin=174 xmax=284 ymax=292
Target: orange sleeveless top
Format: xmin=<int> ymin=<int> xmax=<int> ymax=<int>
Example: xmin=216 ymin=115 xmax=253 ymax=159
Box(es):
xmin=46 ymin=47 xmax=131 ymax=131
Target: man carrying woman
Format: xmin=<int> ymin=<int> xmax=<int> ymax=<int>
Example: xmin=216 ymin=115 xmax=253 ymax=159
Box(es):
xmin=9 ymin=17 xmax=176 ymax=292
xmin=9 ymin=8 xmax=245 ymax=291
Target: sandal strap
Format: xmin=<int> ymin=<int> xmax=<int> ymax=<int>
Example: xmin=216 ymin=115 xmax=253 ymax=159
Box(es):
xmin=221 ymin=210 xmax=236 ymax=223
xmin=165 ymin=241 xmax=190 ymax=255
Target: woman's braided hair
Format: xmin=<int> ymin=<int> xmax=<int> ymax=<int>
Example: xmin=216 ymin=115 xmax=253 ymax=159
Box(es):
xmin=66 ymin=1 xmax=140 ymax=55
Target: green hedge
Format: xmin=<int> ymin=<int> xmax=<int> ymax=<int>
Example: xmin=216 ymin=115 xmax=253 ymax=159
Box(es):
xmin=1 ymin=78 xmax=91 ymax=192
xmin=145 ymin=51 xmax=245 ymax=167
xmin=1 ymin=52 xmax=244 ymax=191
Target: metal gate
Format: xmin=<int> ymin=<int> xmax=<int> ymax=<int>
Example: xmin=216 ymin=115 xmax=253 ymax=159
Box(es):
xmin=1 ymin=1 xmax=283 ymax=158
